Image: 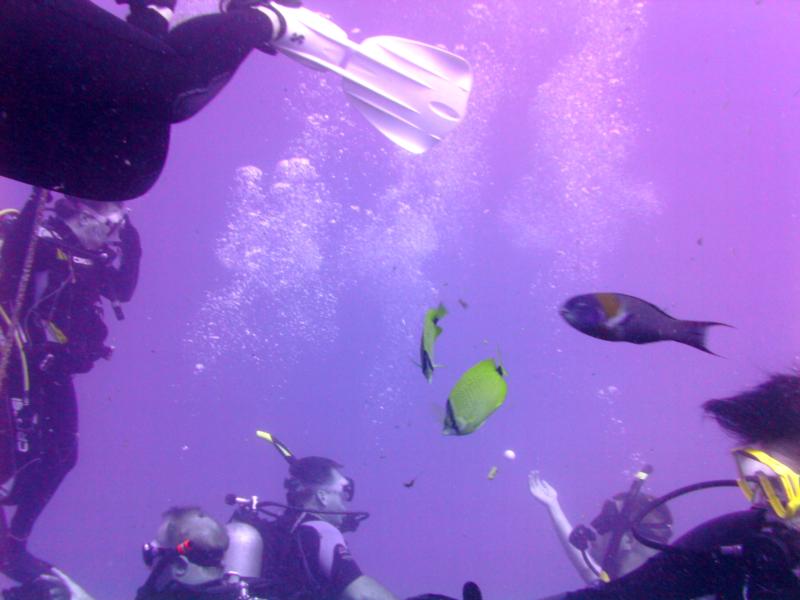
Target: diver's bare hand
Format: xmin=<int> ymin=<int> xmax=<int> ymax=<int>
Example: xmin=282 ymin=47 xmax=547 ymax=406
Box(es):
xmin=528 ymin=470 xmax=558 ymax=506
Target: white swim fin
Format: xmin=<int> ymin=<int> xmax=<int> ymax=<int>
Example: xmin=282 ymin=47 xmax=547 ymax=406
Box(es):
xmin=268 ymin=4 xmax=473 ymax=153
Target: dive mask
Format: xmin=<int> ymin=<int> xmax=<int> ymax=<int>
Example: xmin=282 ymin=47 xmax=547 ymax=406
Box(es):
xmin=55 ymin=196 xmax=127 ymax=243
xmin=342 ymin=477 xmax=355 ymax=502
xmin=142 ymin=539 xmax=223 ymax=568
xmin=734 ymin=448 xmax=800 ymax=520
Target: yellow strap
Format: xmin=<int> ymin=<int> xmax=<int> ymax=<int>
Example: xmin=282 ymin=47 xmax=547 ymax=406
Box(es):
xmin=256 ymin=430 xmax=294 ymax=460
xmin=44 ymin=320 xmax=68 ymax=344
xmin=0 ymin=305 xmax=29 ymax=393
xmin=0 ymin=188 xmax=48 ymax=398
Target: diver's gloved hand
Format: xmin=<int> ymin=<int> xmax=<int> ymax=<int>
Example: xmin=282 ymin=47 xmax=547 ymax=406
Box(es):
xmin=0 ymin=537 xmax=53 ymax=583
xmin=406 ymin=582 xmax=482 ymax=600
xmin=462 ymin=582 xmax=482 ymax=600
xmin=3 ymin=572 xmax=70 ymax=600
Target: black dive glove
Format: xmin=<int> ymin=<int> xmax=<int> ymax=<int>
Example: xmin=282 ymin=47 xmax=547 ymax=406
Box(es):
xmin=407 ymin=582 xmax=482 ymax=600
xmin=3 ymin=573 xmax=70 ymax=600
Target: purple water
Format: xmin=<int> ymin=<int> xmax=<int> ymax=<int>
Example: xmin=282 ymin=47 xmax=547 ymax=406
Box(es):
xmin=2 ymin=0 xmax=800 ymax=598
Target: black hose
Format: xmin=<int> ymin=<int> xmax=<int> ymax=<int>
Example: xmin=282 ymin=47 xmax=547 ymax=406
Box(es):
xmin=630 ymin=479 xmax=739 ymax=552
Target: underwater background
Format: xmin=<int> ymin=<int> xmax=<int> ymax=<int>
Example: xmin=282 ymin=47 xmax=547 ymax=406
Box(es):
xmin=2 ymin=0 xmax=800 ymax=598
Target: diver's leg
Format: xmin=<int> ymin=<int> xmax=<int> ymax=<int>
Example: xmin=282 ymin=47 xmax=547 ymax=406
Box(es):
xmin=164 ymin=10 xmax=275 ymax=122
xmin=1 ymin=374 xmax=77 ymax=583
xmin=0 ymin=0 xmax=175 ymax=199
xmin=123 ymin=0 xmax=176 ymax=38
xmin=1 ymin=0 xmax=175 ymax=106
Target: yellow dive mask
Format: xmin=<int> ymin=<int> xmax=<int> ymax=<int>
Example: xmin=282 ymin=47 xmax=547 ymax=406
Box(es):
xmin=733 ymin=447 xmax=800 ymax=520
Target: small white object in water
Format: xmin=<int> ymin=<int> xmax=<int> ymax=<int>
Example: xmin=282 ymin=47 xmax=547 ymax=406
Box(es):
xmin=504 ymin=449 xmax=516 ymax=460
xmin=194 ymin=363 xmax=205 ymax=374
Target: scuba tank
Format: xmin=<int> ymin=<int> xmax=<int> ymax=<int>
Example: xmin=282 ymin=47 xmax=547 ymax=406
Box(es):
xmin=224 ymin=495 xmax=264 ymax=578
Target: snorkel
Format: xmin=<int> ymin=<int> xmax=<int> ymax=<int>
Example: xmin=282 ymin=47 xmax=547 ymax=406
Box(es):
xmin=248 ymin=430 xmax=371 ymax=532
xmin=629 ymin=477 xmax=800 ymax=583
xmin=597 ymin=465 xmax=654 ymax=580
xmin=632 ymin=448 xmax=800 ymax=554
xmin=568 ymin=465 xmax=663 ymax=582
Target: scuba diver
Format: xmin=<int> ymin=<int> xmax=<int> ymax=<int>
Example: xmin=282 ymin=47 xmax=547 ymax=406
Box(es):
xmin=0 ymin=190 xmax=141 ymax=592
xmin=528 ymin=468 xmax=674 ymax=585
xmin=225 ymin=431 xmax=399 ymax=600
xmin=540 ymin=372 xmax=800 ymax=599
xmin=224 ymin=431 xmax=483 ymax=600
xmin=136 ymin=506 xmax=270 ymax=600
xmin=1 ymin=0 xmax=472 ymax=202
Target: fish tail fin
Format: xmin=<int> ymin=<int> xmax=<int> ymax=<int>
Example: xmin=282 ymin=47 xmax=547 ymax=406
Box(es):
xmin=432 ymin=303 xmax=448 ymax=325
xmin=495 ymin=345 xmax=508 ymax=376
xmin=680 ymin=321 xmax=732 ymax=356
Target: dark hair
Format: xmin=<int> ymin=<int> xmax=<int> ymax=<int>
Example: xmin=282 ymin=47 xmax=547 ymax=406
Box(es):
xmin=703 ymin=373 xmax=800 ymax=445
xmin=284 ymin=456 xmax=342 ymax=507
xmin=160 ymin=506 xmax=229 ymax=563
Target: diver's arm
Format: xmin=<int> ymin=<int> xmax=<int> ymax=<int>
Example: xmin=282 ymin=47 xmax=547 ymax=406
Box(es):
xmin=339 ymin=576 xmax=399 ymax=600
xmin=543 ymin=500 xmax=602 ymax=585
xmin=528 ymin=472 xmax=600 ymax=585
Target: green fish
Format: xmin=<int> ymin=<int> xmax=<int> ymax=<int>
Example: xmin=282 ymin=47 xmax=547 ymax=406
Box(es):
xmin=443 ymin=358 xmax=508 ymax=435
xmin=419 ymin=303 xmax=447 ymax=382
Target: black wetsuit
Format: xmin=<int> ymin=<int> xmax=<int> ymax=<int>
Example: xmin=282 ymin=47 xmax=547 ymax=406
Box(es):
xmin=135 ymin=577 xmax=271 ymax=600
xmin=232 ymin=510 xmax=364 ymax=600
xmin=0 ymin=198 xmax=140 ymax=582
xmin=547 ymin=510 xmax=800 ymax=600
xmin=0 ymin=0 xmax=274 ymax=201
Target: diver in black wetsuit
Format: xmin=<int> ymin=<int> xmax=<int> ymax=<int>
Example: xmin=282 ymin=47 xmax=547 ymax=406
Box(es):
xmin=540 ymin=373 xmax=800 ymax=600
xmin=225 ymin=432 xmax=482 ymax=600
xmin=227 ymin=454 xmax=398 ymax=600
xmin=0 ymin=193 xmax=141 ymax=588
xmin=136 ymin=506 xmax=270 ymax=600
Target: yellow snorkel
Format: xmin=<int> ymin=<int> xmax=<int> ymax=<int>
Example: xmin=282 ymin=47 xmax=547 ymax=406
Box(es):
xmin=256 ymin=430 xmax=295 ymax=464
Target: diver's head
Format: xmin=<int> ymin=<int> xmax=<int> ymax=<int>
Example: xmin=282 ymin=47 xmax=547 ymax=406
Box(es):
xmin=54 ymin=195 xmax=128 ymax=250
xmin=143 ymin=507 xmax=229 ymax=590
xmin=285 ymin=456 xmax=355 ymax=528
xmin=705 ymin=373 xmax=800 ymax=527
xmin=590 ymin=493 xmax=674 ymax=577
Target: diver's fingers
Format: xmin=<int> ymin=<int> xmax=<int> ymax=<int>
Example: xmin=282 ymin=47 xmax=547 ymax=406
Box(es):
xmin=530 ymin=470 xmax=547 ymax=486
xmin=528 ymin=470 xmax=545 ymax=492
xmin=51 ymin=568 xmax=96 ymax=600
